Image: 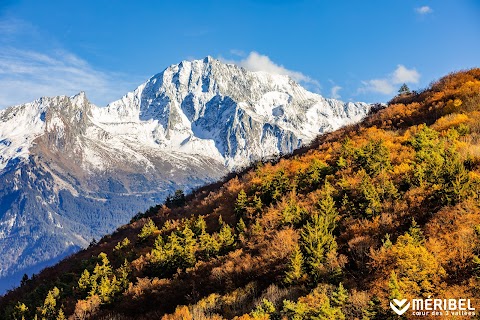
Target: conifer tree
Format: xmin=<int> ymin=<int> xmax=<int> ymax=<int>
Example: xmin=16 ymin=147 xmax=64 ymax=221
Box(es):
xmin=252 ymin=195 xmax=263 ymax=214
xmin=41 ymin=287 xmax=60 ymax=319
xmin=331 ymin=283 xmax=348 ymax=307
xmin=318 ymin=182 xmax=337 ymax=230
xmin=301 ymin=214 xmax=337 ymax=282
xmin=192 ymin=215 xmax=207 ymax=236
xmin=388 ymin=270 xmax=401 ymax=300
xmin=218 ymin=223 xmax=235 ymax=252
xmin=181 ymin=225 xmax=197 ymax=267
xmin=116 ymin=259 xmax=131 ymax=291
xmin=114 ymin=237 xmax=130 ymax=251
xmin=236 ymin=218 xmax=247 ymax=234
xmin=56 ymin=309 xmax=66 ymax=320
xmin=398 ymin=83 xmax=410 ymax=95
xmin=138 ymin=218 xmax=158 ymax=240
xmin=234 ymin=189 xmax=248 ymax=217
xmin=13 ymin=302 xmax=28 ymax=320
xmin=408 ymin=219 xmax=424 ymax=245
xmin=284 ymin=245 xmax=305 ymax=284
xmin=199 ymin=231 xmax=220 ymax=258
xmin=78 ymin=269 xmax=91 ymax=291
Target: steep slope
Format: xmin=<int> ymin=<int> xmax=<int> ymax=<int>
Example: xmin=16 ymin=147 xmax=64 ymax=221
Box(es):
xmin=0 ymin=57 xmax=371 ymax=292
xmin=96 ymin=56 xmax=369 ymax=168
xmin=1 ymin=69 xmax=479 ymax=320
xmin=0 ymin=93 xmax=225 ymax=293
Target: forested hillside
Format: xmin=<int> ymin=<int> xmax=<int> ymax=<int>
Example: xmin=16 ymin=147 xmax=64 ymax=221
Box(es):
xmin=1 ymin=69 xmax=480 ymax=319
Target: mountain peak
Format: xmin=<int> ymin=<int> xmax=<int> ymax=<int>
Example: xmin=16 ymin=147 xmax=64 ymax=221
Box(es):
xmin=202 ymin=55 xmax=215 ymax=63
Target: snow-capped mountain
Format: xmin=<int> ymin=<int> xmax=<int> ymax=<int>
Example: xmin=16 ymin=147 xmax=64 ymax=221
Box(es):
xmin=0 ymin=57 xmax=371 ymax=292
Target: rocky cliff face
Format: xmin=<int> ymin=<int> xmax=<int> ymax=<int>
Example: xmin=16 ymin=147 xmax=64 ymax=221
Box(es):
xmin=0 ymin=57 xmax=371 ymax=292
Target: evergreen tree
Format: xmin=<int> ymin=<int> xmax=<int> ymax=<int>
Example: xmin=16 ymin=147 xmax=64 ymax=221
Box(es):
xmin=301 ymin=214 xmax=337 ymax=282
xmin=78 ymin=269 xmax=91 ymax=291
xmin=138 ymin=218 xmax=158 ymax=240
xmin=41 ymin=287 xmax=60 ymax=319
xmin=199 ymin=231 xmax=220 ymax=258
xmin=89 ymin=253 xmax=113 ymax=297
xmin=234 ymin=189 xmax=248 ymax=217
xmin=398 ymin=83 xmax=410 ymax=95
xmin=281 ymin=194 xmax=305 ymax=226
xmin=252 ymin=195 xmax=263 ymax=214
xmin=20 ymin=273 xmax=28 ymax=286
xmin=56 ymin=309 xmax=66 ymax=320
xmin=192 ymin=215 xmax=206 ymax=236
xmin=218 ymin=223 xmax=235 ymax=253
xmin=116 ymin=259 xmax=131 ymax=291
xmin=331 ymin=283 xmax=348 ymax=307
xmin=181 ymin=225 xmax=197 ymax=268
xmin=236 ymin=218 xmax=247 ymax=234
xmin=114 ymin=237 xmax=130 ymax=251
xmin=284 ymin=245 xmax=305 ymax=284
xmin=13 ymin=302 xmax=28 ymax=320
xmin=408 ymin=219 xmax=424 ymax=245
xmin=359 ymin=173 xmax=382 ymax=216
xmin=318 ymin=182 xmax=338 ymax=230
xmin=166 ymin=189 xmax=186 ymax=208
xmin=251 ymin=299 xmax=275 ymax=318
xmin=388 ymin=270 xmax=401 ymax=300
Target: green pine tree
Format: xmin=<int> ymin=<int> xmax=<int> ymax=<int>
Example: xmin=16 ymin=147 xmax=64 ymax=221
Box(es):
xmin=284 ymin=245 xmax=305 ymax=284
xmin=192 ymin=215 xmax=207 ymax=236
xmin=218 ymin=223 xmax=235 ymax=253
xmin=41 ymin=287 xmax=60 ymax=319
xmin=388 ymin=270 xmax=402 ymax=300
xmin=56 ymin=308 xmax=66 ymax=320
xmin=398 ymin=83 xmax=410 ymax=95
xmin=199 ymin=231 xmax=220 ymax=258
xmin=301 ymin=214 xmax=338 ymax=282
xmin=331 ymin=283 xmax=348 ymax=307
xmin=234 ymin=189 xmax=248 ymax=217
xmin=138 ymin=218 xmax=158 ymax=240
xmin=78 ymin=269 xmax=91 ymax=291
xmin=236 ymin=218 xmax=247 ymax=234
xmin=181 ymin=225 xmax=197 ymax=268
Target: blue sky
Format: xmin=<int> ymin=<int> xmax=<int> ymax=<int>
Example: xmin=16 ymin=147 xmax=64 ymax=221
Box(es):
xmin=0 ymin=0 xmax=479 ymax=108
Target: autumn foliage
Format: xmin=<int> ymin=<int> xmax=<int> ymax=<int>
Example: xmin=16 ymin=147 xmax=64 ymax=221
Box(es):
xmin=1 ymin=68 xmax=480 ymax=319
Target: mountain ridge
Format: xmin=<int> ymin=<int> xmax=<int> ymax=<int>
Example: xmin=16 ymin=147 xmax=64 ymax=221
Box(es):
xmin=0 ymin=57 xmax=371 ymax=292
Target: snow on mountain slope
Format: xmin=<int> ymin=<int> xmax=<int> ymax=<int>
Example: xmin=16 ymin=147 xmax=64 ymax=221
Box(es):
xmin=94 ymin=56 xmax=370 ymax=168
xmin=0 ymin=57 xmax=371 ymax=293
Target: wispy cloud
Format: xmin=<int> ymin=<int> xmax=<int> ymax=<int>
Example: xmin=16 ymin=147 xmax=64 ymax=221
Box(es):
xmin=359 ymin=65 xmax=420 ymax=95
xmin=330 ymin=85 xmax=342 ymax=99
xmin=230 ymin=49 xmax=246 ymax=57
xmin=415 ymin=6 xmax=433 ymax=15
xmin=220 ymin=51 xmax=321 ymax=91
xmin=0 ymin=47 xmax=139 ymax=108
xmin=0 ymin=18 xmax=140 ymax=108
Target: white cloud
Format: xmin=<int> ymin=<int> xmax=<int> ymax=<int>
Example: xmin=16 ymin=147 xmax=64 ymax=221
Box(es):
xmin=361 ymin=79 xmax=395 ymax=95
xmin=0 ymin=47 xmax=139 ymax=108
xmin=415 ymin=6 xmax=433 ymax=15
xmin=0 ymin=18 xmax=143 ymax=108
xmin=221 ymin=51 xmax=320 ymax=90
xmin=330 ymin=85 xmax=342 ymax=99
xmin=359 ymin=65 xmax=420 ymax=95
xmin=392 ymin=65 xmax=420 ymax=84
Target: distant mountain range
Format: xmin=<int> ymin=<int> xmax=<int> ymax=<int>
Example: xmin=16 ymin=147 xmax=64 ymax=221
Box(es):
xmin=0 ymin=56 xmax=371 ymax=292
